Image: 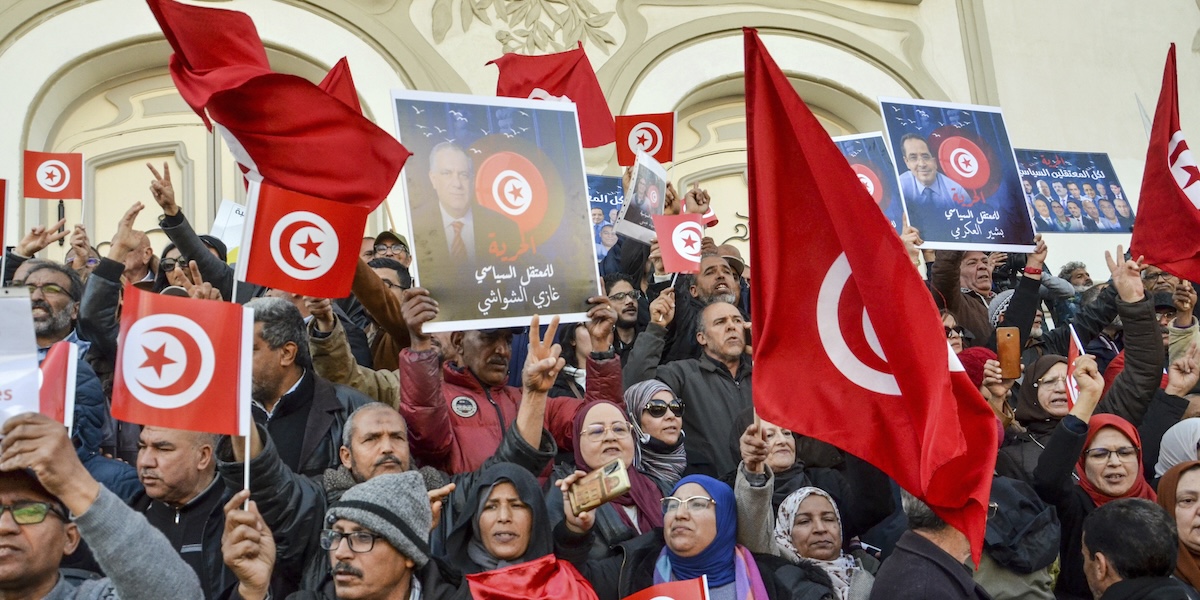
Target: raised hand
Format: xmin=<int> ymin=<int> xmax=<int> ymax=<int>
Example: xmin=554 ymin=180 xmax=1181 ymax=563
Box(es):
xmin=740 ymin=421 xmax=768 ymax=474
xmin=1070 ymin=354 xmax=1104 ymax=422
xmin=663 ymin=182 xmax=680 ymax=216
xmin=305 ymin=297 xmax=336 ymax=332
xmin=181 ymin=261 xmax=222 ymax=301
xmin=1026 ymin=234 xmax=1048 ymax=271
xmin=0 ymin=413 xmax=99 ymax=516
xmin=15 ymin=218 xmax=68 ymax=257
xmin=1174 ymin=281 xmax=1197 ymax=327
xmin=1167 ymin=342 xmax=1200 ymax=397
xmin=221 ymin=490 xmax=274 ymax=600
xmin=401 ymin=288 xmax=439 ymax=351
xmin=648 ymin=238 xmax=665 ymax=276
xmin=649 ymin=288 xmax=676 ymax=327
xmin=108 ymin=202 xmax=145 ymax=263
xmin=427 ymin=482 xmax=456 ymax=532
xmin=523 ymin=314 xmax=565 ymax=394
xmin=584 ymin=297 xmax=615 ymax=352
xmin=683 ymin=183 xmax=711 ymax=216
xmin=147 ymin=162 xmax=179 ymax=217
xmin=557 ymin=470 xmax=596 ymax=533
xmin=900 ymin=225 xmax=923 ymax=267
xmin=1105 ymin=245 xmax=1147 ymax=303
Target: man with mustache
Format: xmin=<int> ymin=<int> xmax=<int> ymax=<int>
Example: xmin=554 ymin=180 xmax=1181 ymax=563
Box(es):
xmin=218 ymin=320 xmax=567 ymax=594
xmin=130 ymin=427 xmax=234 ymax=599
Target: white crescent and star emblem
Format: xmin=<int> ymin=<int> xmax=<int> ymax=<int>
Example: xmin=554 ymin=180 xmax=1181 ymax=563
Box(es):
xmin=628 ymin=122 xmax=663 ymax=156
xmin=949 ymin=148 xmax=978 ymax=178
xmin=121 ymin=314 xmax=215 ymax=410
xmin=1169 ymin=130 xmax=1200 ymax=209
xmin=491 ymin=169 xmax=533 ymax=216
xmin=817 ymin=254 xmax=900 ymax=396
xmin=671 ymin=221 xmax=703 ymax=263
xmin=36 ymin=160 xmax=70 ymax=193
xmin=270 ymin=211 xmax=339 ymax=281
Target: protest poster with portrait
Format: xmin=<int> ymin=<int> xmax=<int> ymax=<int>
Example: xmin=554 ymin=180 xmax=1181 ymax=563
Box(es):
xmin=832 ymin=132 xmax=904 ymax=235
xmin=392 ymin=90 xmax=600 ymax=332
xmin=880 ymin=98 xmax=1036 ymax=251
xmin=587 ymin=175 xmax=622 ymax=262
xmin=613 ymin=152 xmax=669 ymax=244
xmin=1013 ymin=149 xmax=1134 ymax=233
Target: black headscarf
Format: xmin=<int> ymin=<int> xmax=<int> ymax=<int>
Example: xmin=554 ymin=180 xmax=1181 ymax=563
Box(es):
xmin=1013 ymin=354 xmax=1068 ymax=435
xmin=443 ymin=463 xmax=552 ymax=574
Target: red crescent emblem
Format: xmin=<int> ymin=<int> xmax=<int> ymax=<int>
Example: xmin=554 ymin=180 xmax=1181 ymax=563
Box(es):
xmin=277 ymin=220 xmax=319 ymax=272
xmin=850 ymin=164 xmax=884 ymax=204
xmin=474 ymin=151 xmax=548 ymax=233
xmin=137 ymin=326 xmax=204 ymax=396
xmin=938 ymin=136 xmax=991 ymax=190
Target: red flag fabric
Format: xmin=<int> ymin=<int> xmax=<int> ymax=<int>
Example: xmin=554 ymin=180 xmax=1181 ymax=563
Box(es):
xmin=1065 ymin=325 xmax=1083 ymax=409
xmin=652 ymin=213 xmax=704 ymax=273
xmin=23 ymin=151 xmax=83 ymax=200
xmin=39 ymin=341 xmax=77 ymax=434
xmin=616 ymin=112 xmax=676 ymax=166
xmin=743 ymin=28 xmax=995 ymax=563
xmin=489 ymin=44 xmax=615 ymax=148
xmin=146 ymin=0 xmax=410 ymax=209
xmin=1131 ymin=45 xmax=1200 ymax=281
xmin=621 ymin=576 xmax=709 ymax=600
xmin=113 ymin=286 xmax=251 ymax=436
xmin=464 ymin=554 xmax=598 ymax=600
xmin=236 ymin=181 xmax=370 ymax=297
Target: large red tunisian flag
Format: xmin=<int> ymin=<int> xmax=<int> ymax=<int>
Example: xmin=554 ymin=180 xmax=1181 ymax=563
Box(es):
xmin=145 ymin=0 xmax=409 ymax=209
xmin=489 ymin=43 xmax=615 ymax=148
xmin=113 ymin=286 xmax=252 ymax=436
xmin=743 ymin=28 xmax=996 ymax=562
xmin=1130 ymin=44 xmax=1200 ymax=282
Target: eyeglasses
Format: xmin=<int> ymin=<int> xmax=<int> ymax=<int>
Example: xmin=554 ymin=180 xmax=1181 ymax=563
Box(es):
xmin=608 ymin=290 xmax=642 ymax=302
xmin=661 ymin=496 xmax=717 ymax=515
xmin=1033 ymin=376 xmax=1067 ymax=389
xmin=67 ymin=256 xmax=100 ymax=268
xmin=0 ymin=501 xmax=65 ymax=525
xmin=380 ymin=279 xmax=406 ymax=290
xmin=320 ymin=529 xmax=382 ymax=553
xmin=1084 ymin=446 xmax=1139 ymax=462
xmin=580 ymin=422 xmax=632 ymax=442
xmin=944 ymin=326 xmax=965 ymax=338
xmin=1142 ymin=271 xmax=1172 ymax=281
xmin=643 ymin=399 xmax=684 ymax=419
xmin=160 ymin=258 xmax=178 ymax=272
xmin=26 ymin=283 xmax=67 ymax=296
xmin=374 ymin=244 xmax=409 ymax=255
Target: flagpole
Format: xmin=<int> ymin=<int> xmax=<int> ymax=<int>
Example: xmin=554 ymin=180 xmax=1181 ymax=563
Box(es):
xmin=382 ymin=198 xmax=398 ymax=234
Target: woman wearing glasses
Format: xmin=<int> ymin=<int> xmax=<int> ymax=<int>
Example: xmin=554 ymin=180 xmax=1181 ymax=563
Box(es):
xmin=443 ymin=463 xmax=599 ymax=599
xmin=1155 ymin=460 xmax=1200 ymax=595
xmin=1032 ymin=354 xmax=1175 ymax=599
xmin=546 ymin=400 xmax=666 ymax=560
xmin=555 ymin=473 xmax=832 ymax=600
xmin=624 ymin=380 xmax=688 ymax=491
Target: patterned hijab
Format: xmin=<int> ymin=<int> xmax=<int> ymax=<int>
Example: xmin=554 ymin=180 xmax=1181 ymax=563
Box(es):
xmin=624 ymin=380 xmax=687 ymax=487
xmin=773 ymin=487 xmax=859 ymax=600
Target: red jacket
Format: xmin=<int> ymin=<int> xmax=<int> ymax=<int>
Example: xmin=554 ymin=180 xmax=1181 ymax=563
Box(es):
xmin=399 ymin=348 xmax=623 ymax=474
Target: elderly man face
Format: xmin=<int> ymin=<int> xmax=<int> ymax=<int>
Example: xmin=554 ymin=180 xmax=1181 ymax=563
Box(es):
xmin=1083 ymin=200 xmax=1101 ymax=220
xmin=123 ymin=231 xmax=154 ymax=282
xmin=327 ymin=519 xmax=415 ymax=600
xmin=1034 ymin=198 xmax=1052 ymax=219
xmin=958 ymin=251 xmax=993 ymax=295
xmin=1115 ymin=198 xmax=1133 ymax=218
xmin=340 ymin=406 xmax=411 ymax=483
xmin=429 ymin=145 xmax=472 ymax=218
xmin=901 ymin=137 xmax=938 ymax=188
xmin=0 ymin=475 xmax=79 ymax=598
xmin=136 ymin=427 xmax=216 ymax=507
xmin=24 ymin=267 xmax=76 ymax=346
xmin=1038 ymin=180 xmax=1052 ymax=197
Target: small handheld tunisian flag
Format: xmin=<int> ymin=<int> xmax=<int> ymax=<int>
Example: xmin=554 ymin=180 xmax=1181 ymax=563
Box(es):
xmin=23 ymin=151 xmax=83 ymax=200
xmin=489 ymin=43 xmax=615 ymax=148
xmin=616 ymin=112 xmax=675 ymax=166
xmin=39 ymin=341 xmax=78 ymax=435
xmin=236 ymin=181 xmax=370 ymax=298
xmin=113 ymin=286 xmax=251 ymax=436
xmin=621 ymin=576 xmax=709 ymax=600
xmin=652 ymin=213 xmax=704 ymax=274
xmin=1064 ymin=324 xmax=1084 ymax=409
xmin=744 ymin=28 xmax=996 ymax=563
xmin=1130 ymin=44 xmax=1200 ymax=282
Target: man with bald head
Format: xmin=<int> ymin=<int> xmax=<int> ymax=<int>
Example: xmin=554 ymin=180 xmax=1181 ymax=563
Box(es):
xmin=122 ymin=230 xmax=155 ymax=284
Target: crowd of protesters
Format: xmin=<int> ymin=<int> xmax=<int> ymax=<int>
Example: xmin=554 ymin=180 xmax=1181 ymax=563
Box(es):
xmin=3 ymin=161 xmax=1200 ymax=600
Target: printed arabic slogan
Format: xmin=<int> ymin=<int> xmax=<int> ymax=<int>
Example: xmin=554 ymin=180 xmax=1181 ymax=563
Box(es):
xmin=392 ymin=90 xmax=601 ymax=332
xmin=1013 ymin=149 xmax=1134 ymax=233
xmin=880 ymin=98 xmax=1036 ymax=251
xmin=587 ymin=175 xmax=623 ymax=262
xmin=832 ymin=132 xmax=904 ymax=235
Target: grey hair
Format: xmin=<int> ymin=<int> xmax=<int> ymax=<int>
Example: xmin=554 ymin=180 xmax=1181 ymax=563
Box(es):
xmin=247 ymin=297 xmax=311 ymax=369
xmin=24 ymin=261 xmax=84 ymax=302
xmin=428 ymin=141 xmax=472 ymax=173
xmin=342 ymin=402 xmax=404 ymax=448
xmin=1057 ymin=261 xmax=1089 ymax=281
xmin=901 ymin=489 xmax=949 ymax=532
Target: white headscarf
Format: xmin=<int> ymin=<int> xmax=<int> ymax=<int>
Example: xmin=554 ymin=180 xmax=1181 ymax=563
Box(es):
xmin=1156 ymin=418 xmax=1200 ymax=477
xmin=774 ymin=487 xmax=859 ymax=600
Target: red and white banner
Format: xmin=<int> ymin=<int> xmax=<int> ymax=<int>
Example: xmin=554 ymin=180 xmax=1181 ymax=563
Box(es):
xmin=236 ymin=181 xmax=370 ymax=297
xmin=1130 ymin=44 xmax=1200 ymax=282
xmin=744 ymin=28 xmax=995 ymax=563
xmin=1065 ymin=324 xmax=1083 ymax=410
xmin=652 ymin=213 xmax=704 ymax=274
xmin=489 ymin=43 xmax=615 ymax=148
xmin=39 ymin=341 xmax=77 ymax=435
xmin=23 ymin=151 xmax=83 ymax=200
xmin=621 ymin=576 xmax=709 ymax=600
xmin=616 ymin=112 xmax=675 ymax=166
xmin=113 ymin=286 xmax=251 ymax=436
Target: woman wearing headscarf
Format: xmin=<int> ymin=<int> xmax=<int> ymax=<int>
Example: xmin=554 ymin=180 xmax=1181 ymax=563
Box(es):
xmin=546 ymin=400 xmax=664 ymax=559
xmin=1032 ymin=354 xmax=1164 ymax=599
xmin=996 ymin=354 xmax=1069 ymax=484
xmin=554 ymin=473 xmax=834 ymax=600
xmin=443 ymin=463 xmax=598 ymax=600
xmin=1154 ymin=461 xmax=1200 ymax=596
xmin=1156 ymin=419 xmax=1200 ymax=483
xmin=624 ymin=380 xmax=687 ymax=492
xmin=772 ymin=488 xmax=874 ymax=600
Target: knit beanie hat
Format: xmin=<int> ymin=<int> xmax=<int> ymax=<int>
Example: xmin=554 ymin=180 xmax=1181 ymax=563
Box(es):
xmin=957 ymin=346 xmax=997 ymax=389
xmin=326 ymin=471 xmax=432 ymax=567
xmin=988 ymin=289 xmax=1016 ymax=328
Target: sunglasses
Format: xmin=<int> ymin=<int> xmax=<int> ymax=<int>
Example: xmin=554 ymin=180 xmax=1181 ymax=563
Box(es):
xmin=944 ymin=325 xmax=966 ymax=338
xmin=161 ymin=258 xmax=178 ymax=272
xmin=643 ymin=398 xmax=684 ymax=418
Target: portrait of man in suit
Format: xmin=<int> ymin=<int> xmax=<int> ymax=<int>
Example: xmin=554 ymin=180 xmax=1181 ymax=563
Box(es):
xmin=897 ymin=132 xmax=969 ymax=240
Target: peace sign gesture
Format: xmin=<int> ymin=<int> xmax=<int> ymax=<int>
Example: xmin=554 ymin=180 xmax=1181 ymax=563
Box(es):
xmin=147 ymin=162 xmax=179 ymax=217
xmin=522 ymin=314 xmax=565 ymax=394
